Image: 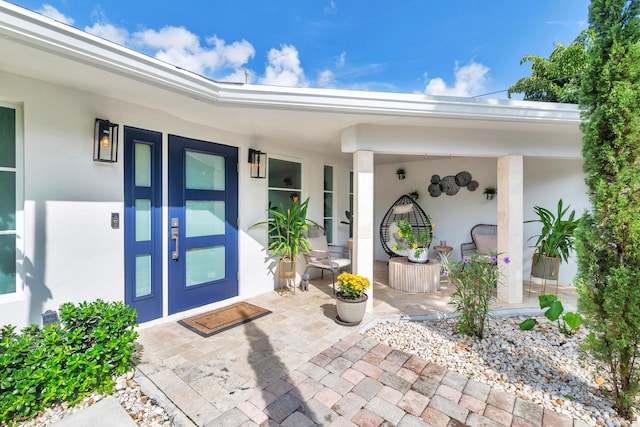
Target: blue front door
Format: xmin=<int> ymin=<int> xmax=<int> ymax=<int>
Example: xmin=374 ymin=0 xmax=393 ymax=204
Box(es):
xmin=167 ymin=135 xmax=238 ymax=314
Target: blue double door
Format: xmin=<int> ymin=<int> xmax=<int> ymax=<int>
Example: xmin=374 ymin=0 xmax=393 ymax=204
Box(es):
xmin=124 ymin=129 xmax=238 ymax=322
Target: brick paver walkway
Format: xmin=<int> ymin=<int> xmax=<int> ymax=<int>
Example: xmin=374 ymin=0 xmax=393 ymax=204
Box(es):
xmin=213 ymin=333 xmax=588 ymax=427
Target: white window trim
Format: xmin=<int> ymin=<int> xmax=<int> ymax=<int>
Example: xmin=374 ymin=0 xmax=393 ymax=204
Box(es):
xmin=0 ymin=101 xmax=24 ymax=304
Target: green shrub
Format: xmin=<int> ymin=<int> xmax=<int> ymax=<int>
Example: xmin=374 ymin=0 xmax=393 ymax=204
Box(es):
xmin=519 ymin=294 xmax=582 ymax=335
xmin=448 ymin=253 xmax=510 ymax=339
xmin=0 ymin=300 xmax=138 ymax=425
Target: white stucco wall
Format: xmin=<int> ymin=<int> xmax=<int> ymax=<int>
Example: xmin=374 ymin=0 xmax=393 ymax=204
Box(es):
xmin=0 ymin=71 xmax=351 ymax=328
xmin=375 ymin=156 xmax=588 ymax=286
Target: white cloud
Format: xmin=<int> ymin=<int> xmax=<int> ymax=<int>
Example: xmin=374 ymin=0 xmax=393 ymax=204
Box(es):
xmin=424 ymin=61 xmax=490 ymax=97
xmin=85 ymin=23 xmax=129 ymax=45
xmin=132 ymin=28 xmax=254 ymax=77
xmin=324 ymin=0 xmax=337 ymax=14
xmin=260 ymin=45 xmax=306 ymax=87
xmin=336 ymin=52 xmax=346 ymax=68
xmin=38 ymin=4 xmax=74 ymax=25
xmin=317 ymin=70 xmax=335 ymax=87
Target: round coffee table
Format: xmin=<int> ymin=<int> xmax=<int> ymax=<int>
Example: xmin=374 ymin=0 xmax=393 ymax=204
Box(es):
xmin=388 ymin=257 xmax=440 ymax=293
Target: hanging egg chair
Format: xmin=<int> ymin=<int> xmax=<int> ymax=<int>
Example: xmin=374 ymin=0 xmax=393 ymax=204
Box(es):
xmin=380 ymin=194 xmax=433 ymax=258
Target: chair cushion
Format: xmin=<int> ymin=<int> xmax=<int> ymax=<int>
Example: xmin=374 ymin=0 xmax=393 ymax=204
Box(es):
xmin=474 ymin=234 xmax=497 ymax=255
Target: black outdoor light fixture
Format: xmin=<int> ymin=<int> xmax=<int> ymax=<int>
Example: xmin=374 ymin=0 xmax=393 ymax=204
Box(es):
xmin=248 ymin=148 xmax=267 ymax=178
xmin=93 ymin=118 xmax=119 ymax=163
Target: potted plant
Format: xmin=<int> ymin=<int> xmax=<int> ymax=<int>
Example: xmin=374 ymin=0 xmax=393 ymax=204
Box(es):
xmin=408 ymin=190 xmax=419 ymax=200
xmin=483 ymin=186 xmax=497 ymax=200
xmin=392 ymin=219 xmax=434 ymax=263
xmin=251 ymin=196 xmax=315 ymax=288
xmin=396 ymin=168 xmax=406 ymax=180
xmin=526 ymin=199 xmax=580 ymax=280
xmin=335 ymin=272 xmax=371 ymax=325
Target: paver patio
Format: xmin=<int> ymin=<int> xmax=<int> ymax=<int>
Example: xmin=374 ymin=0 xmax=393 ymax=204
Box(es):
xmin=136 ymin=260 xmax=581 ymax=426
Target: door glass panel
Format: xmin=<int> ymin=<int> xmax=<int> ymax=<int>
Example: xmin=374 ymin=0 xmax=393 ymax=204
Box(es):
xmin=324 ymin=165 xmax=333 ymax=191
xmin=186 ymin=152 xmax=225 ymax=191
xmin=0 ymin=172 xmax=15 ymax=231
xmin=186 ymin=246 xmax=225 ymax=287
xmin=135 ymin=143 xmax=151 ymax=187
xmin=135 ymin=254 xmax=152 ymax=298
xmin=0 ymin=107 xmax=16 ymax=169
xmin=0 ymin=234 xmax=16 ymax=295
xmin=135 ymin=199 xmax=151 ymax=241
xmin=186 ymin=200 xmax=225 ymax=237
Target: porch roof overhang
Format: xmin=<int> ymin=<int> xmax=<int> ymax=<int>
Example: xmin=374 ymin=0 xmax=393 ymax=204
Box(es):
xmin=0 ymin=2 xmax=583 ymax=161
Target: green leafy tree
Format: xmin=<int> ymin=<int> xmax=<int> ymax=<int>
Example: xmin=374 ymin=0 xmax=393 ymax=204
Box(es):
xmin=508 ymin=29 xmax=594 ymax=103
xmin=575 ymin=0 xmax=640 ymax=419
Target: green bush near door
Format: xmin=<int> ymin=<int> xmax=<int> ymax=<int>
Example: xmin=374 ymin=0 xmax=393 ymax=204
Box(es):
xmin=0 ymin=300 xmax=138 ymax=425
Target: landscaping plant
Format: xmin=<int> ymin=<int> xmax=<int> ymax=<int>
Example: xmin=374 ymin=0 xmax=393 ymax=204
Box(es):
xmin=519 ymin=294 xmax=582 ymax=335
xmin=0 ymin=300 xmax=138 ymax=424
xmin=448 ymin=253 xmax=509 ymax=339
xmin=576 ymin=0 xmax=640 ymax=419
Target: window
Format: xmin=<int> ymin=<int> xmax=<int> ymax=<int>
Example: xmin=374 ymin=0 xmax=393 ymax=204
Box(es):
xmin=324 ymin=165 xmax=334 ymax=243
xmin=0 ymin=105 xmax=18 ymax=296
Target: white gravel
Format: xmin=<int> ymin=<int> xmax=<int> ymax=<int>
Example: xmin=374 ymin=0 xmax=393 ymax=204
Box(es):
xmin=365 ymin=315 xmax=638 ymax=427
xmin=18 ymin=371 xmax=171 ymax=427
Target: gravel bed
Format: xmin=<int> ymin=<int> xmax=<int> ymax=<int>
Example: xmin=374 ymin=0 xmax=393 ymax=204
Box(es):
xmin=365 ymin=315 xmax=638 ymax=427
xmin=18 ymin=371 xmax=171 ymax=427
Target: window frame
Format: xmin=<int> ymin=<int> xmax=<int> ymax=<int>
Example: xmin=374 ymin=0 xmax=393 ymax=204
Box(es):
xmin=0 ymin=102 xmax=24 ymax=303
xmin=323 ymin=165 xmax=334 ymax=244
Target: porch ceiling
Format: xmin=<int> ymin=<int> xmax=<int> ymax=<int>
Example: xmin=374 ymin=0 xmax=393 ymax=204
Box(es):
xmin=0 ymin=2 xmax=583 ymax=163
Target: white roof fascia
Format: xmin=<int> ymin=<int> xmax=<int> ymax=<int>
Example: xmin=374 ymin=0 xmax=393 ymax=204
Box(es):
xmin=216 ymin=84 xmax=582 ymax=124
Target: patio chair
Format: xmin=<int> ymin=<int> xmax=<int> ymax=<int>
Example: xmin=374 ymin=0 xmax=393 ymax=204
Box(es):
xmin=301 ymin=229 xmax=351 ymax=294
xmin=460 ymin=224 xmax=497 ymax=258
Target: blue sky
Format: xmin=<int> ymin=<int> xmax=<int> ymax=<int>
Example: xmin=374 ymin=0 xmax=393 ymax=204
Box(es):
xmin=9 ymin=0 xmax=589 ymax=99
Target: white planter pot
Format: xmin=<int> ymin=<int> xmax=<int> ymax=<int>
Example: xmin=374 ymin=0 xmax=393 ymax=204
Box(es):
xmin=408 ymin=248 xmax=429 ymax=263
xmin=335 ymin=293 xmax=368 ymax=325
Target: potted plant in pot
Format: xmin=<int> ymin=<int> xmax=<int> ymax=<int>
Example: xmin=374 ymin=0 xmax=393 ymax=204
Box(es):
xmin=396 ymin=168 xmax=406 ymax=180
xmin=251 ymin=195 xmax=316 ymax=290
xmin=392 ymin=219 xmax=434 ymax=263
xmin=335 ymin=272 xmax=371 ymax=325
xmin=483 ymin=186 xmax=497 ymax=200
xmin=526 ymin=199 xmax=581 ymax=281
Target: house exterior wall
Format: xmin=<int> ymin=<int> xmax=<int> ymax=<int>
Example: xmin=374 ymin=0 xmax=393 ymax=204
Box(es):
xmin=0 ymin=70 xmax=351 ymax=329
xmin=375 ymin=156 xmax=588 ymax=286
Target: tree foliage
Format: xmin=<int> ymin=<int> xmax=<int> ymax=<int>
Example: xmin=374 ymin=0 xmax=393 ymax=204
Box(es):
xmin=508 ymin=29 xmax=594 ymax=103
xmin=576 ymin=0 xmax=640 ymax=419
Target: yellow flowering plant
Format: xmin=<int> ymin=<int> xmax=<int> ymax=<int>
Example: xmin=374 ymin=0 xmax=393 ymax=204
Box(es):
xmin=391 ymin=219 xmax=434 ymax=258
xmin=336 ymin=272 xmax=371 ymax=299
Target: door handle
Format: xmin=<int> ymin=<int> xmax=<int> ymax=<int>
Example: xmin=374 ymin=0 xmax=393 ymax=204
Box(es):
xmin=171 ymin=227 xmax=179 ymax=260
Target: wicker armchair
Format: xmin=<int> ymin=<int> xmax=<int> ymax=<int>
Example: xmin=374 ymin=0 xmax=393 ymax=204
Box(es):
xmin=460 ymin=224 xmax=497 ymax=257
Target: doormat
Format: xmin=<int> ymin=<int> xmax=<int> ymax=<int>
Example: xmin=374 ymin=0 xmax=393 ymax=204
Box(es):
xmin=178 ymin=302 xmax=272 ymax=337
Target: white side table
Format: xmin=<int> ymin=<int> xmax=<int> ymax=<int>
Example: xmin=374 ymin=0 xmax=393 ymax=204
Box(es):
xmin=433 ymin=246 xmax=453 ymax=281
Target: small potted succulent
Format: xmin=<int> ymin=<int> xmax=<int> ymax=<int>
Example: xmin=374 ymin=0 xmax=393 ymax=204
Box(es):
xmin=409 ymin=190 xmax=419 ymax=200
xmin=396 ymin=168 xmax=406 ymax=180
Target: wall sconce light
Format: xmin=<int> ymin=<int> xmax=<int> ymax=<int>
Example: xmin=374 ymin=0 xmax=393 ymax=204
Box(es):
xmin=93 ymin=118 xmax=119 ymax=163
xmin=248 ymin=148 xmax=267 ymax=178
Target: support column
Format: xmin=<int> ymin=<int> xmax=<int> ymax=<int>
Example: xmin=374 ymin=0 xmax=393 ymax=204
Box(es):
xmin=497 ymin=155 xmax=523 ymax=303
xmin=353 ymin=150 xmax=375 ymax=312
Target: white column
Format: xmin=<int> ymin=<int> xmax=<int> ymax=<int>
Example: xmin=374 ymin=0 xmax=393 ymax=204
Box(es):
xmin=353 ymin=151 xmax=375 ymax=312
xmin=497 ymin=155 xmax=523 ymax=303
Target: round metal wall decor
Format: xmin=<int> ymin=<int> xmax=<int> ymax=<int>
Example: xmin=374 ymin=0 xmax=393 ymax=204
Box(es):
xmin=429 ymin=171 xmax=478 ymax=197
xmin=455 ymin=171 xmax=472 ymax=187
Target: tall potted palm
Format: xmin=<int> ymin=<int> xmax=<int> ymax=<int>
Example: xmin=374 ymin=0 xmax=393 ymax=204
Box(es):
xmin=526 ymin=199 xmax=580 ymax=280
xmin=252 ymin=196 xmax=314 ymax=287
